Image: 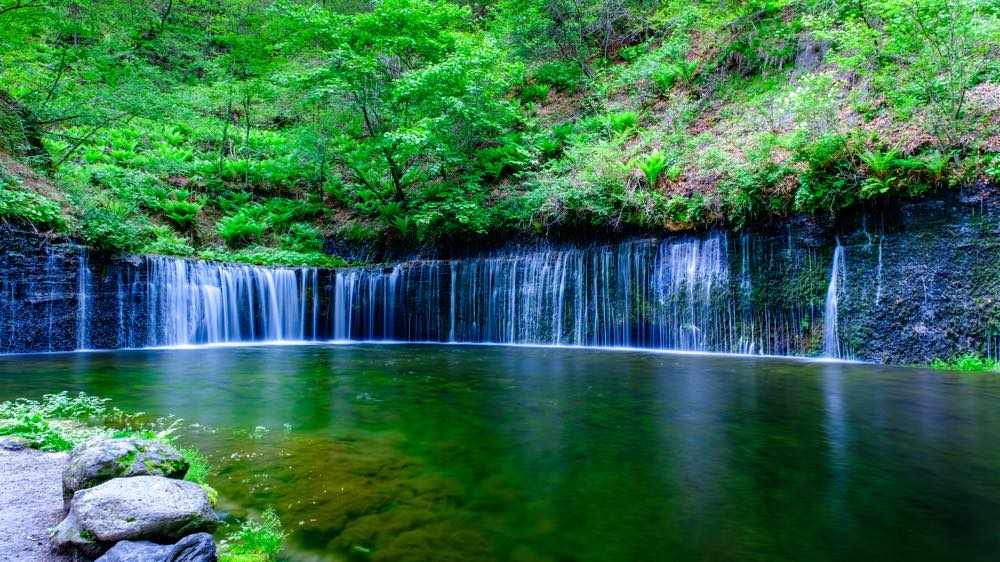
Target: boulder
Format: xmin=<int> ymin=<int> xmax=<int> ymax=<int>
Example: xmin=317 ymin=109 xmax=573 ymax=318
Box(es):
xmin=95 ymin=533 xmax=218 ymax=562
xmin=63 ymin=438 xmax=189 ymax=496
xmin=0 ymin=435 xmax=30 ymax=451
xmin=53 ymin=476 xmax=218 ymax=557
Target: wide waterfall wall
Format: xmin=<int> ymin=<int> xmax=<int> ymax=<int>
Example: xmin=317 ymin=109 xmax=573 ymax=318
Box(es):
xmin=2 ymin=191 xmax=1000 ymax=362
xmin=333 ymin=235 xmax=823 ymax=355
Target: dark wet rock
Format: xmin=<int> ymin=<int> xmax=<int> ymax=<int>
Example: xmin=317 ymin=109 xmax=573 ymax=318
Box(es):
xmin=94 ymin=533 xmax=217 ymax=562
xmin=63 ymin=438 xmax=189 ymax=496
xmin=0 ymin=436 xmax=30 ymax=451
xmin=53 ymin=476 xmax=218 ymax=557
xmin=167 ymin=533 xmax=217 ymax=562
xmin=95 ymin=540 xmax=170 ymax=562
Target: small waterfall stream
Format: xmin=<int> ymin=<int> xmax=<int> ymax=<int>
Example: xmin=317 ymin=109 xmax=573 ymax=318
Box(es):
xmin=76 ymin=251 xmax=92 ymax=350
xmin=823 ymin=241 xmax=845 ymax=359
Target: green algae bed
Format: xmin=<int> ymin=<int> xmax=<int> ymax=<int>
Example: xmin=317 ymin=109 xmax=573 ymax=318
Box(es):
xmin=2 ymin=344 xmax=999 ymax=562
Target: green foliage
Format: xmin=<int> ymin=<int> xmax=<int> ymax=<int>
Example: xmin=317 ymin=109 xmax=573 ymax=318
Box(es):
xmin=533 ymin=60 xmax=586 ymax=91
xmin=157 ymin=190 xmax=202 ymax=231
xmin=220 ymin=508 xmax=287 ymax=562
xmin=218 ymin=213 xmax=268 ymax=249
xmin=929 ymin=354 xmax=1000 ymax=373
xmin=80 ymin=205 xmax=147 ymax=253
xmin=665 ymin=193 xmax=708 ymax=224
xmin=791 ymin=133 xmax=861 ymax=213
xmin=635 ymin=151 xmax=670 ymax=187
xmin=0 ymin=0 xmax=995 ymax=254
xmin=521 ymin=83 xmax=551 ymax=103
xmin=180 ymin=447 xmax=211 ymax=485
xmin=0 ymin=392 xmax=127 ymax=451
xmin=0 ymin=182 xmax=65 ymax=230
xmin=143 ymin=225 xmax=195 ymax=257
xmin=651 ymin=67 xmax=679 ymax=95
xmin=721 ymin=163 xmax=788 ymax=229
xmin=199 ymin=247 xmax=347 ymax=268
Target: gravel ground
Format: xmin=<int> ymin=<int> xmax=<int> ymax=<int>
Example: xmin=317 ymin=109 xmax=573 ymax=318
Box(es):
xmin=0 ymin=448 xmax=77 ymax=562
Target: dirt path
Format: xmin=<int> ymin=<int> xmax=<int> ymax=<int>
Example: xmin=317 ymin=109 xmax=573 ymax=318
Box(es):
xmin=0 ymin=448 xmax=76 ymax=562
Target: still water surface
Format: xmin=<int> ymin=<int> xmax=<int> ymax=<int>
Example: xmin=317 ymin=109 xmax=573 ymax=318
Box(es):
xmin=1 ymin=344 xmax=999 ymax=562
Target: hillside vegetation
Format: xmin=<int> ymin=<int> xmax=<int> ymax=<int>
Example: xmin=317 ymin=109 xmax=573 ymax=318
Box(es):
xmin=1 ymin=0 xmax=998 ymax=264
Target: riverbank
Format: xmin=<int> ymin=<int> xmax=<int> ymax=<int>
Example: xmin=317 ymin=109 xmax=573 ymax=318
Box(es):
xmin=0 ymin=446 xmax=74 ymax=562
xmin=0 ymin=392 xmax=286 ymax=562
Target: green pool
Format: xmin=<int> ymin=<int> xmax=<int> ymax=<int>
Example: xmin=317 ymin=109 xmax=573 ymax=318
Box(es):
xmin=1 ymin=344 xmax=999 ymax=561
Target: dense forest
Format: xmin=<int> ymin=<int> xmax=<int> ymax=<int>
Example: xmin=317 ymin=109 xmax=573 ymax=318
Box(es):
xmin=0 ymin=0 xmax=997 ymax=265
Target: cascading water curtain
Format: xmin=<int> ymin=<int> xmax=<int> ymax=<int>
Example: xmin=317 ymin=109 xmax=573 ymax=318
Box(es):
xmin=58 ymin=236 xmax=821 ymax=354
xmin=143 ymin=256 xmax=321 ymax=346
xmin=326 ymin=235 xmax=817 ymax=355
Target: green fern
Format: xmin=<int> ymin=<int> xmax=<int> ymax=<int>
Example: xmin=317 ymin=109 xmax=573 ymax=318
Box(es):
xmin=635 ymin=151 xmax=670 ymax=188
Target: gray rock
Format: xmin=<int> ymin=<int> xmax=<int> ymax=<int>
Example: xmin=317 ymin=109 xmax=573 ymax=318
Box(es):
xmin=95 ymin=540 xmax=171 ymax=562
xmin=94 ymin=533 xmax=218 ymax=562
xmin=53 ymin=476 xmax=218 ymax=557
xmin=0 ymin=436 xmax=30 ymax=451
xmin=63 ymin=438 xmax=189 ymax=496
xmin=167 ymin=533 xmax=217 ymax=562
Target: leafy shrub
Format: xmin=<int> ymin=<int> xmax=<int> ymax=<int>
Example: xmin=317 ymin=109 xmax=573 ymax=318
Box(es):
xmin=665 ymin=193 xmax=708 ymax=224
xmin=721 ymin=163 xmax=787 ymax=229
xmin=199 ymin=246 xmax=347 ymax=268
xmin=143 ymin=225 xmax=195 ymax=257
xmin=651 ymin=66 xmax=679 ymax=95
xmin=619 ymin=45 xmax=646 ymax=62
xmin=583 ymin=111 xmax=639 ymax=136
xmin=668 ymin=60 xmax=699 ymax=86
xmin=80 ymin=206 xmax=146 ymax=253
xmin=280 ymin=222 xmax=324 ymax=253
xmin=929 ymin=354 xmax=1000 ymax=372
xmin=521 ymin=83 xmax=551 ymax=103
xmin=0 ymin=392 xmax=125 ymax=451
xmin=536 ymin=135 xmax=563 ymax=160
xmin=534 ymin=60 xmax=585 ymax=91
xmin=791 ymin=133 xmax=861 ymax=212
xmin=475 ymin=137 xmax=531 ymax=182
xmin=0 ymin=182 xmax=65 ymax=230
xmin=220 ymin=508 xmax=286 ymax=562
xmin=635 ymin=151 xmax=670 ymax=187
xmin=158 ymin=190 xmax=203 ymax=231
xmin=219 ymin=212 xmax=269 ymax=248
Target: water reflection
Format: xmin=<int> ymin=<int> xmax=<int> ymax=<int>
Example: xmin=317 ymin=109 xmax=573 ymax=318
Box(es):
xmin=1 ymin=344 xmax=999 ymax=562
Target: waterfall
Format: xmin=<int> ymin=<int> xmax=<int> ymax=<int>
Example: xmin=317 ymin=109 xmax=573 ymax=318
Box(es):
xmin=323 ymin=235 xmax=813 ymax=354
xmin=875 ymin=237 xmax=883 ymax=306
xmin=76 ymin=251 xmax=92 ymax=350
xmin=2 ymin=233 xmax=822 ymax=356
xmin=144 ymin=256 xmax=319 ymax=346
xmin=823 ymin=242 xmax=845 ymax=359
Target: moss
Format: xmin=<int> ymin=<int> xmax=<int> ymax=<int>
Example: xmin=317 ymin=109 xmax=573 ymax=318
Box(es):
xmin=200 ymin=483 xmax=219 ymax=508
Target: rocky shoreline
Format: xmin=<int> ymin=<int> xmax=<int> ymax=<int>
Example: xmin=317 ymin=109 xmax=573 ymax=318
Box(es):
xmin=0 ymin=436 xmax=219 ymax=562
xmin=0 ymin=441 xmax=73 ymax=562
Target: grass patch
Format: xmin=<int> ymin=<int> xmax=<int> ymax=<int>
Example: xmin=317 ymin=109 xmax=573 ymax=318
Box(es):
xmin=928 ymin=354 xmax=1000 ymax=373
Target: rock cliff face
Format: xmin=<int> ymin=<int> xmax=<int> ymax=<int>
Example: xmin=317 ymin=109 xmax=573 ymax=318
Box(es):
xmin=2 ymin=189 xmax=999 ymax=363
